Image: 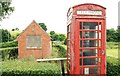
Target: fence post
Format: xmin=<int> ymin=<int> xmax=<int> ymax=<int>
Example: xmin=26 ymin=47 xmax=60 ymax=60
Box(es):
xmin=61 ymin=60 xmax=65 ymax=76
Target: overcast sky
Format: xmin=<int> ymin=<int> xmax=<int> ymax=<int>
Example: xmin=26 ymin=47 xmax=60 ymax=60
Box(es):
xmin=0 ymin=0 xmax=119 ymax=34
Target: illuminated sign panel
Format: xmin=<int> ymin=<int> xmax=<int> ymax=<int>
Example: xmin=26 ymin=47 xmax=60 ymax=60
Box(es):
xmin=77 ymin=10 xmax=102 ymax=15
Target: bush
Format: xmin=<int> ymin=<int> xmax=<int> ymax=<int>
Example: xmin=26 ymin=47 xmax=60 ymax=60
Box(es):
xmin=1 ymin=57 xmax=120 ymax=75
xmin=51 ymin=46 xmax=59 ymax=58
xmin=0 ymin=40 xmax=18 ymax=48
xmin=0 ymin=29 xmax=11 ymax=42
xmin=107 ymin=56 xmax=120 ymax=76
xmin=1 ymin=47 xmax=18 ymax=60
xmin=2 ymin=60 xmax=61 ymax=76
xmin=107 ymin=62 xmax=119 ymax=76
xmin=53 ymin=44 xmax=66 ymax=58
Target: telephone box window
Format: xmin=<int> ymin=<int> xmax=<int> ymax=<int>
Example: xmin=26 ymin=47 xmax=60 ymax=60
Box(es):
xmin=83 ymin=40 xmax=98 ymax=47
xmin=83 ymin=58 xmax=98 ymax=65
xmin=80 ymin=32 xmax=82 ymax=38
xmin=83 ymin=22 xmax=98 ymax=30
xmin=80 ymin=40 xmax=82 ymax=47
xmin=80 ymin=58 xmax=98 ymax=66
xmin=80 ymin=22 xmax=82 ymax=29
xmin=81 ymin=49 xmax=98 ymax=57
xmin=83 ymin=31 xmax=98 ymax=38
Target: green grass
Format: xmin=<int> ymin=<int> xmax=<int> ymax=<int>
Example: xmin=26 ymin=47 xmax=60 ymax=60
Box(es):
xmin=107 ymin=56 xmax=118 ymax=64
xmin=106 ymin=49 xmax=118 ymax=58
xmin=106 ymin=42 xmax=118 ymax=58
xmin=107 ymin=42 xmax=118 ymax=49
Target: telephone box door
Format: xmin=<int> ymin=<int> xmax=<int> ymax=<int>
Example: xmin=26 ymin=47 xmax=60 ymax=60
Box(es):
xmin=76 ymin=19 xmax=106 ymax=75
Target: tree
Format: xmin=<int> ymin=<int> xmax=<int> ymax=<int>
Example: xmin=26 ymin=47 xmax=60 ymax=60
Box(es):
xmin=107 ymin=28 xmax=118 ymax=42
xmin=64 ymin=38 xmax=67 ymax=45
xmin=0 ymin=29 xmax=11 ymax=42
xmin=50 ymin=31 xmax=66 ymax=42
xmin=50 ymin=31 xmax=55 ymax=35
xmin=12 ymin=29 xmax=15 ymax=31
xmin=50 ymin=31 xmax=55 ymax=41
xmin=117 ymin=26 xmax=120 ymax=39
xmin=0 ymin=1 xmax=14 ymax=21
xmin=15 ymin=28 xmax=19 ymax=31
xmin=52 ymin=34 xmax=59 ymax=41
xmin=38 ymin=23 xmax=47 ymax=31
xmin=58 ymin=34 xmax=66 ymax=41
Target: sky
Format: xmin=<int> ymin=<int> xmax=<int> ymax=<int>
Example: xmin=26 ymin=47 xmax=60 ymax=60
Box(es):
xmin=0 ymin=0 xmax=119 ymax=34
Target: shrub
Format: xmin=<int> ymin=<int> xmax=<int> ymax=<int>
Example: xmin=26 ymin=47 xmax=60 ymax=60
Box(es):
xmin=107 ymin=56 xmax=120 ymax=76
xmin=107 ymin=62 xmax=119 ymax=76
xmin=1 ymin=47 xmax=18 ymax=60
xmin=51 ymin=46 xmax=59 ymax=58
xmin=0 ymin=40 xmax=18 ymax=48
xmin=21 ymin=55 xmax=36 ymax=62
xmin=53 ymin=44 xmax=66 ymax=58
xmin=1 ymin=57 xmax=120 ymax=75
xmin=2 ymin=60 xmax=61 ymax=76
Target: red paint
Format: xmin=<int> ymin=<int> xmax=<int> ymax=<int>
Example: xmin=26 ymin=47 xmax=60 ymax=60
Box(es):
xmin=66 ymin=3 xmax=106 ymax=75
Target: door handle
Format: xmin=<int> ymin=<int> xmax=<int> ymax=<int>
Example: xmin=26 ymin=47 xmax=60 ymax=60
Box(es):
xmin=102 ymin=50 xmax=104 ymax=55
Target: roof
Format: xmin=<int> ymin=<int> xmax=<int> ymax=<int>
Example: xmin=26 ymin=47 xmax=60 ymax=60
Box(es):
xmin=72 ymin=3 xmax=106 ymax=9
xmin=67 ymin=3 xmax=106 ymax=16
xmin=17 ymin=20 xmax=51 ymax=40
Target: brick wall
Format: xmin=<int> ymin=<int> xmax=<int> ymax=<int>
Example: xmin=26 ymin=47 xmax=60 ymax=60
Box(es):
xmin=17 ymin=21 xmax=52 ymax=59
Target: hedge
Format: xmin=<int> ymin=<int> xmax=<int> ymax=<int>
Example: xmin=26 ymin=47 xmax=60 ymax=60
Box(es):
xmin=2 ymin=60 xmax=61 ymax=76
xmin=107 ymin=56 xmax=119 ymax=76
xmin=107 ymin=62 xmax=119 ymax=76
xmin=1 ymin=47 xmax=18 ymax=60
xmin=1 ymin=57 xmax=120 ymax=75
xmin=2 ymin=59 xmax=120 ymax=76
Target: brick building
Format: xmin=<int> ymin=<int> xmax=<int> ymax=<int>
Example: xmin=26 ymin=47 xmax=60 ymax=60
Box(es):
xmin=17 ymin=20 xmax=52 ymax=59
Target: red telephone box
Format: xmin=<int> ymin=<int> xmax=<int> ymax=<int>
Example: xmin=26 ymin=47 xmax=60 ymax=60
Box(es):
xmin=66 ymin=3 xmax=106 ymax=75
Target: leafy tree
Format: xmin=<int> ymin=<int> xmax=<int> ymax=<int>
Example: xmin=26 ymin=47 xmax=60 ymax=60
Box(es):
xmin=52 ymin=34 xmax=59 ymax=41
xmin=107 ymin=29 xmax=114 ymax=42
xmin=64 ymin=38 xmax=67 ymax=45
xmin=107 ymin=28 xmax=118 ymax=42
xmin=0 ymin=29 xmax=11 ymax=42
xmin=0 ymin=1 xmax=14 ymax=21
xmin=50 ymin=31 xmax=66 ymax=42
xmin=50 ymin=31 xmax=55 ymax=41
xmin=38 ymin=23 xmax=47 ymax=31
xmin=54 ymin=44 xmax=66 ymax=57
xmin=118 ymin=26 xmax=120 ymax=42
xmin=12 ymin=28 xmax=19 ymax=31
xmin=10 ymin=35 xmax=15 ymax=41
xmin=15 ymin=28 xmax=19 ymax=31
xmin=58 ymin=34 xmax=66 ymax=41
xmin=11 ymin=29 xmax=15 ymax=31
xmin=50 ymin=31 xmax=55 ymax=35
